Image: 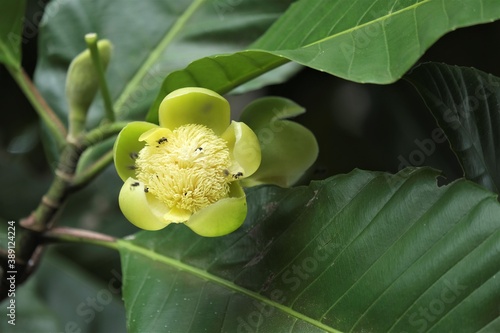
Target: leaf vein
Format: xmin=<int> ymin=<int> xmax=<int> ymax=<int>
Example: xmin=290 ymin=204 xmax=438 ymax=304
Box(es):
xmin=387 ymin=195 xmax=497 ymax=332
xmin=301 ymin=0 xmax=432 ymax=49
xmin=118 ymin=240 xmax=342 ymax=333
xmin=289 ymin=175 xmax=387 ymax=309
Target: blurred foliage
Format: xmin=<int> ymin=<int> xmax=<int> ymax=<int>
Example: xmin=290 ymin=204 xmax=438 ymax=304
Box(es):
xmin=0 ymin=248 xmax=125 ymax=333
xmin=1 ymin=0 xmax=500 ymax=330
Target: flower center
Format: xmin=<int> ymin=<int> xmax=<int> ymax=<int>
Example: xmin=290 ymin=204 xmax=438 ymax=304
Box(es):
xmin=135 ymin=124 xmax=232 ymax=213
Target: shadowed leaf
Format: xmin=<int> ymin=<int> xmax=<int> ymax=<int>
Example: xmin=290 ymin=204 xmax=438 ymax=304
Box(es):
xmin=118 ymin=168 xmax=500 ymax=332
xmin=406 ymin=63 xmax=500 ymax=195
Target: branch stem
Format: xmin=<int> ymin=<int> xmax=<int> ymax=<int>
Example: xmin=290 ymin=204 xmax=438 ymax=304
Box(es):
xmin=7 ymin=66 xmax=67 ymax=147
xmin=72 ymin=150 xmax=114 ymax=190
xmin=82 ymin=121 xmax=128 ymax=148
xmin=43 ymin=227 xmax=118 ymax=250
xmin=24 ymin=143 xmax=82 ymax=232
xmin=70 ymin=121 xmax=126 ymax=189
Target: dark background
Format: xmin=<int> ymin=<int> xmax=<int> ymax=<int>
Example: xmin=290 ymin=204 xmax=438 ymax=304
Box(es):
xmin=1 ymin=1 xmax=499 ymax=330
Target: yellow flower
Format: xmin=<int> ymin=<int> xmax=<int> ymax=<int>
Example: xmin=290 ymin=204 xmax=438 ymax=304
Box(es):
xmin=113 ymin=88 xmax=261 ymax=237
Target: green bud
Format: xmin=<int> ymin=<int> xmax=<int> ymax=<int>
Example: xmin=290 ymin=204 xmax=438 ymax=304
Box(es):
xmin=66 ymin=38 xmax=112 ymax=139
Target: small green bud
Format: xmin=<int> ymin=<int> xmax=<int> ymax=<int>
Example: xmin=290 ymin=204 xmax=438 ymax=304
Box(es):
xmin=66 ymin=38 xmax=112 ymax=139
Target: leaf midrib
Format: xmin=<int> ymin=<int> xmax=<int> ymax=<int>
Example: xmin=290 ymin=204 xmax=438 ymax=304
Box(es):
xmin=118 ymin=239 xmax=343 ymax=333
xmin=0 ymin=40 xmax=19 ymax=69
xmin=113 ymin=0 xmax=206 ymax=117
xmin=113 ymin=0 xmax=433 ymax=117
xmin=262 ymin=0 xmax=432 ymax=50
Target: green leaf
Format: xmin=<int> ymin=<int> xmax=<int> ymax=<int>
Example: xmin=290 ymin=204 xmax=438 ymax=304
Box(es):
xmin=150 ymin=0 xmax=500 ymax=110
xmin=254 ymin=0 xmax=500 ymax=83
xmin=0 ymin=0 xmax=25 ymax=69
xmin=406 ymin=63 xmax=500 ymax=195
xmin=118 ymin=168 xmax=500 ymax=332
xmin=34 ymin=0 xmax=294 ymax=124
xmin=146 ymin=51 xmax=290 ymax=122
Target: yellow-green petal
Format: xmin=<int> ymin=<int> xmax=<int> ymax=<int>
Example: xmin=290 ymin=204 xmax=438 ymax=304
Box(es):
xmin=113 ymin=121 xmax=158 ymax=181
xmin=185 ymin=182 xmax=247 ymax=237
xmin=220 ymin=121 xmax=261 ymax=179
xmin=241 ymin=120 xmax=318 ymax=187
xmin=158 ymin=87 xmax=230 ymax=135
xmin=239 ymin=97 xmax=319 ymax=187
xmin=138 ymin=127 xmax=173 ymax=146
xmin=119 ymin=178 xmax=170 ymax=230
xmin=164 ymin=207 xmax=192 ymax=224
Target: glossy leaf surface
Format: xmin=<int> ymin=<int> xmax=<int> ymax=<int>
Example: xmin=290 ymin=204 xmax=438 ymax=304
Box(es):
xmin=118 ymin=168 xmax=500 ymax=332
xmin=149 ymin=0 xmax=500 ymax=120
xmin=254 ymin=0 xmax=500 ymax=83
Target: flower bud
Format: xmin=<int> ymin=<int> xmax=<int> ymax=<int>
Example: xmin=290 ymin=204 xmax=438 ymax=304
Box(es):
xmin=66 ymin=39 xmax=112 ymax=139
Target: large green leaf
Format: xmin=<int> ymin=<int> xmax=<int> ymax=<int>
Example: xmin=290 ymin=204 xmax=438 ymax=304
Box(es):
xmin=253 ymin=0 xmax=500 ymax=83
xmin=146 ymin=51 xmax=290 ymax=122
xmin=406 ymin=63 xmax=500 ymax=195
xmin=34 ymin=0 xmax=294 ymax=124
xmin=118 ymin=168 xmax=500 ymax=332
xmin=148 ymin=0 xmax=500 ymax=123
xmin=0 ymin=0 xmax=25 ymax=69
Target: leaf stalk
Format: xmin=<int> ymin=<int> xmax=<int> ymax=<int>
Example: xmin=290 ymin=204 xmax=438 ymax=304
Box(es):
xmin=85 ymin=33 xmax=115 ymax=122
xmin=6 ymin=66 xmax=67 ymax=148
